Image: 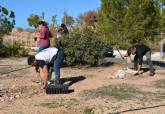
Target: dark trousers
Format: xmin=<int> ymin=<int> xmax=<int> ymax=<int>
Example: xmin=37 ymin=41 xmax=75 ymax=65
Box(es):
xmin=134 ymin=51 xmax=154 ymax=73
xmin=53 ymin=49 xmax=64 ymax=82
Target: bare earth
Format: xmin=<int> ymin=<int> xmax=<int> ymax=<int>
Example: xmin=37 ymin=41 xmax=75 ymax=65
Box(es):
xmin=0 ymin=57 xmax=165 ymax=114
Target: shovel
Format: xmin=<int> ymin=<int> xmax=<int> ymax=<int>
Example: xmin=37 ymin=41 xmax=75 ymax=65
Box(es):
xmin=104 ymin=46 xmax=127 ymax=63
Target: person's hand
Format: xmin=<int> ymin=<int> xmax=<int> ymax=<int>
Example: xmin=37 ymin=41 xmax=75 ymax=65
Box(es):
xmin=121 ymin=55 xmax=125 ymax=59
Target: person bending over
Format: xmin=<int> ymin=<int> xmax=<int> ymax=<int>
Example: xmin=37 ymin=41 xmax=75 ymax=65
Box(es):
xmin=123 ymin=44 xmax=155 ymax=76
xmin=27 ymin=47 xmax=64 ymax=89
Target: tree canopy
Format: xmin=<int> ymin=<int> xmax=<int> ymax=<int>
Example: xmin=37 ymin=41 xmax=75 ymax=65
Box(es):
xmin=98 ymin=0 xmax=160 ymax=47
xmin=76 ymin=10 xmax=97 ymax=27
xmin=0 ymin=6 xmax=15 ymax=44
xmin=27 ymin=14 xmax=41 ymax=28
xmin=62 ymin=11 xmax=74 ymax=26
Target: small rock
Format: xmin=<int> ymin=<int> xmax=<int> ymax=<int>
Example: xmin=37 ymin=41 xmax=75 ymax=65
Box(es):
xmin=105 ymin=100 xmax=108 ymax=103
xmin=115 ymin=70 xmax=126 ymax=79
xmin=161 ymin=83 xmax=165 ymax=87
xmin=0 ymin=84 xmax=3 ymax=89
xmin=0 ymin=97 xmax=4 ymax=101
xmin=3 ymin=95 xmax=8 ymax=99
xmin=15 ymin=94 xmax=20 ymax=99
xmin=12 ymin=85 xmax=16 ymax=89
xmin=9 ymin=96 xmax=14 ymax=100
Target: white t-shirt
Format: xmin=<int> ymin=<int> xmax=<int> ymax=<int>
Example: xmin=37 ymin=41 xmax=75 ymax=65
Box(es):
xmin=35 ymin=48 xmax=58 ymax=64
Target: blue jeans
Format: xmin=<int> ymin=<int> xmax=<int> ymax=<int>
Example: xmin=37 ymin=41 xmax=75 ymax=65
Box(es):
xmin=53 ymin=49 xmax=64 ymax=82
xmin=38 ymin=45 xmax=49 ymax=52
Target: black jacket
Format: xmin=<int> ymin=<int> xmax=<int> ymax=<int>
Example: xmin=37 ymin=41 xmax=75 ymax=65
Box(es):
xmin=127 ymin=44 xmax=150 ymax=65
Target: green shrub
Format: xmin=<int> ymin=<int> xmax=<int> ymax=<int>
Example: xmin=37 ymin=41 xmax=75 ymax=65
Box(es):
xmin=0 ymin=43 xmax=28 ymax=57
xmin=61 ymin=27 xmax=111 ymax=66
xmin=83 ymin=107 xmax=94 ymax=114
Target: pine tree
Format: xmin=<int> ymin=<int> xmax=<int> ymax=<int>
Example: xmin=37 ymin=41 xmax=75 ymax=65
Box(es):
xmin=98 ymin=0 xmax=160 ymax=48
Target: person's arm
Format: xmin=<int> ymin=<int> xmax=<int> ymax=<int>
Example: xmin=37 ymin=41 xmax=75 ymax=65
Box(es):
xmin=122 ymin=48 xmax=131 ymax=59
xmin=39 ymin=65 xmax=48 ymax=87
xmin=122 ymin=53 xmax=129 ymax=58
xmin=36 ymin=60 xmax=48 ymax=87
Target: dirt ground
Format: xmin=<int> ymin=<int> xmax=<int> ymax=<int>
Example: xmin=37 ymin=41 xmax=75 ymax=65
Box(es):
xmin=0 ymin=57 xmax=165 ymax=114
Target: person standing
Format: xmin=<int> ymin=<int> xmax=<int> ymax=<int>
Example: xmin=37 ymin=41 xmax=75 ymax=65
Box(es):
xmin=34 ymin=21 xmax=51 ymax=52
xmin=56 ymin=24 xmax=69 ymax=48
xmin=60 ymin=23 xmax=69 ymax=34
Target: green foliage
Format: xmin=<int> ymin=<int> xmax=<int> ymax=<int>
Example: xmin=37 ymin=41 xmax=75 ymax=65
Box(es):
xmin=2 ymin=7 xmax=8 ymax=15
xmin=49 ymin=28 xmax=58 ymax=47
xmin=27 ymin=14 xmax=41 ymax=28
xmin=9 ymin=11 xmax=15 ymax=18
xmin=62 ymin=11 xmax=74 ymax=26
xmin=40 ymin=101 xmax=58 ymax=108
xmin=83 ymin=107 xmax=94 ymax=114
xmin=97 ymin=0 xmax=160 ymax=48
xmin=61 ymin=27 xmax=111 ymax=66
xmin=50 ymin=15 xmax=57 ymax=28
xmin=0 ymin=6 xmax=15 ymax=44
xmin=0 ymin=43 xmax=28 ymax=57
xmin=76 ymin=10 xmax=97 ymax=27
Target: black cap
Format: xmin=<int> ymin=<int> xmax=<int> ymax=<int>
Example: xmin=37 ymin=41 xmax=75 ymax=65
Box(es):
xmin=27 ymin=55 xmax=35 ymax=65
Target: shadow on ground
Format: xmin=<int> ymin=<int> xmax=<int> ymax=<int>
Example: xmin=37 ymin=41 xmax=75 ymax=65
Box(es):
xmin=143 ymin=60 xmax=165 ymax=68
xmin=46 ymin=76 xmax=86 ymax=94
xmin=152 ymin=61 xmax=165 ymax=67
xmin=61 ymin=75 xmax=86 ymax=86
xmin=141 ymin=67 xmax=150 ymax=73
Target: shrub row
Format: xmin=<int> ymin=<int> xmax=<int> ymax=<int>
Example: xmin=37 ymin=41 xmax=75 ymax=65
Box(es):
xmin=0 ymin=43 xmax=28 ymax=57
xmin=61 ymin=27 xmax=112 ymax=66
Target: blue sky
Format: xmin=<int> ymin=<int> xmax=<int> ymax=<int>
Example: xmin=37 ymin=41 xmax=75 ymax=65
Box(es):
xmin=0 ymin=0 xmax=101 ymax=28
